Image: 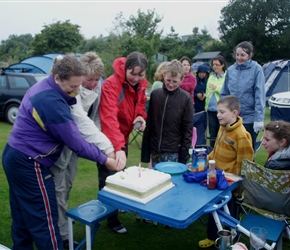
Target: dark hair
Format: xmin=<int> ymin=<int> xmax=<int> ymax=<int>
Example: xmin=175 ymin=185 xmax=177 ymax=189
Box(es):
xmin=125 ymin=51 xmax=148 ymax=73
xmin=217 ymin=95 xmax=240 ymax=113
xmin=52 ymin=55 xmax=85 ymax=80
xmin=235 ymin=41 xmax=254 ymax=58
xmin=180 ymin=56 xmax=191 ymax=65
xmin=211 ymin=55 xmax=227 ymax=72
xmin=264 ymin=120 xmax=290 ymax=146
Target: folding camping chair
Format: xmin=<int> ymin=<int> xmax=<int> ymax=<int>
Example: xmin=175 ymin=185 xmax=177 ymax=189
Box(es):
xmin=226 ymin=159 xmax=290 ymax=250
xmin=129 ymin=129 xmax=142 ymax=150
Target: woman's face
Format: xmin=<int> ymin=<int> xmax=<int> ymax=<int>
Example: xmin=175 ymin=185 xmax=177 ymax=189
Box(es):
xmin=262 ymin=130 xmax=281 ymax=153
xmin=55 ymin=75 xmax=83 ymax=97
xmin=82 ymin=74 xmax=101 ymax=91
xmin=235 ymin=47 xmax=251 ymax=64
xmin=126 ymin=66 xmax=146 ymax=86
xmin=181 ymin=60 xmax=191 ymax=75
xmin=212 ymin=60 xmax=224 ymax=74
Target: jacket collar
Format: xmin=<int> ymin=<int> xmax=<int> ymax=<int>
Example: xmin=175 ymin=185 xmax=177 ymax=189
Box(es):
xmin=235 ymin=59 xmax=252 ymax=70
xmin=48 ymin=75 xmax=77 ymax=106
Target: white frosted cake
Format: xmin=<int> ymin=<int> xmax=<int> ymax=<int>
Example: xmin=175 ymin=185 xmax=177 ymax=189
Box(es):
xmin=103 ymin=166 xmax=174 ymax=203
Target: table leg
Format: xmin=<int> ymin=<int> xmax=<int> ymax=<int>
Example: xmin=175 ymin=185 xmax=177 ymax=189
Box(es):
xmin=68 ymin=217 xmax=74 ymax=250
xmin=85 ymin=225 xmax=92 ymax=250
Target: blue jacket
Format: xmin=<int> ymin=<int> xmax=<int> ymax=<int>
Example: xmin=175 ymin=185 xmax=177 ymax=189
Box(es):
xmin=194 ymin=76 xmax=208 ymax=112
xmin=8 ymin=75 xmax=107 ymax=168
xmin=221 ymin=59 xmax=265 ymax=124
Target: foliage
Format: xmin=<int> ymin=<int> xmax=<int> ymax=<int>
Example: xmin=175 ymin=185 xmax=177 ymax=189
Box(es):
xmin=31 ymin=20 xmax=84 ymax=55
xmin=105 ymin=9 xmax=163 ymax=81
xmin=219 ymin=0 xmax=290 ymax=63
xmin=159 ymin=26 xmax=216 ymax=62
xmin=1 ymin=3 xmax=290 ymax=77
xmin=0 ymin=34 xmax=34 ymax=63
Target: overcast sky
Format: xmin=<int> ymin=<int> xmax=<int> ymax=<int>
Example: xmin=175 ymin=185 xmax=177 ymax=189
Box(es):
xmin=0 ymin=0 xmax=228 ymax=41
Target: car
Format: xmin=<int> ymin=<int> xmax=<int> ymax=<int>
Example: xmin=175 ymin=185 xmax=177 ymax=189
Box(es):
xmin=0 ymin=71 xmax=48 ymax=124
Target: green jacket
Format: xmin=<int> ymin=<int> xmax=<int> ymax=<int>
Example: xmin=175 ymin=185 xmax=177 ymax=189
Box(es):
xmin=205 ymin=72 xmax=226 ymax=111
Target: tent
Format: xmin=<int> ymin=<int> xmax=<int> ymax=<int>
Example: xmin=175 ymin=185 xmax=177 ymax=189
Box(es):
xmin=5 ymin=53 xmax=63 ymax=74
xmin=263 ymin=59 xmax=290 ymax=100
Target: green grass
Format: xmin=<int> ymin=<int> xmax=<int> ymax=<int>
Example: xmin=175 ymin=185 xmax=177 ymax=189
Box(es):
xmin=0 ymin=109 xmax=289 ymax=249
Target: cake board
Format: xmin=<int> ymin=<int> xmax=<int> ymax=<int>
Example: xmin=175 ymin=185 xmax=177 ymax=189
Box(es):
xmin=102 ymin=183 xmax=175 ymax=204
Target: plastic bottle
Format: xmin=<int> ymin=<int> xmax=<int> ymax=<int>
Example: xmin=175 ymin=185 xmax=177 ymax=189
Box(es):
xmin=187 ymin=146 xmax=193 ymax=170
xmin=207 ymin=160 xmax=216 ymax=190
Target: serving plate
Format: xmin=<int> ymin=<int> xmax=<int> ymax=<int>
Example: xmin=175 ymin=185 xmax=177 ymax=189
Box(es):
xmin=155 ymin=162 xmax=187 ymax=175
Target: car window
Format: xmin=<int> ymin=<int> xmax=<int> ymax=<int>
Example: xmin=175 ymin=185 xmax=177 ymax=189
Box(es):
xmin=0 ymin=76 xmax=7 ymax=89
xmin=34 ymin=75 xmax=48 ymax=82
xmin=8 ymin=76 xmax=30 ymax=89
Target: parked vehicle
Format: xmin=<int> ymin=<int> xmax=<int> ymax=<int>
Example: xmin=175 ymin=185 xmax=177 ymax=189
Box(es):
xmin=0 ymin=71 xmax=47 ymax=124
xmin=268 ymin=91 xmax=290 ymax=122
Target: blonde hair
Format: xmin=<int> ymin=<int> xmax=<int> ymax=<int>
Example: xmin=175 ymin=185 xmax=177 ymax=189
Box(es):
xmin=80 ymin=51 xmax=104 ymax=76
xmin=153 ymin=61 xmax=169 ymax=81
xmin=163 ymin=59 xmax=184 ymax=79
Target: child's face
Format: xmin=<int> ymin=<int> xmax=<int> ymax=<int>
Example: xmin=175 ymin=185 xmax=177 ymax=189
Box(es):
xmin=198 ymin=72 xmax=207 ymax=79
xmin=163 ymin=72 xmax=182 ymax=92
xmin=216 ymin=103 xmax=238 ymax=126
xmin=126 ymin=66 xmax=146 ymax=86
xmin=262 ymin=130 xmax=282 ymax=153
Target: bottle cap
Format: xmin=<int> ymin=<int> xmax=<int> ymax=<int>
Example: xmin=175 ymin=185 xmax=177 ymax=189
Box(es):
xmin=208 ymin=160 xmax=215 ymax=165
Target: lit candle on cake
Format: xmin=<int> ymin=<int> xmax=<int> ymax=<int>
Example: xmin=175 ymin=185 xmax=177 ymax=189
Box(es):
xmin=138 ymin=163 xmax=141 ymax=177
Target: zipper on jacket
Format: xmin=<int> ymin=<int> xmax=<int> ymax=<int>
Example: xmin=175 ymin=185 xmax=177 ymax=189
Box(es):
xmin=158 ymin=94 xmax=169 ymax=151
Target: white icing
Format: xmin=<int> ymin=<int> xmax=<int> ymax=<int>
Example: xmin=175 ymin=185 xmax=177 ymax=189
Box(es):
xmin=105 ymin=166 xmax=172 ymax=193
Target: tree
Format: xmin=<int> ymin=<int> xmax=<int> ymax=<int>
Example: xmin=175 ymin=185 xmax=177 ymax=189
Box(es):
xmin=159 ymin=27 xmax=183 ymax=60
xmin=219 ymin=0 xmax=290 ymax=63
xmin=31 ymin=20 xmax=84 ymax=55
xmin=99 ymin=9 xmax=164 ymax=80
xmin=0 ymin=34 xmax=34 ymax=63
xmin=159 ymin=27 xmax=215 ymax=62
xmin=116 ymin=9 xmax=163 ymax=61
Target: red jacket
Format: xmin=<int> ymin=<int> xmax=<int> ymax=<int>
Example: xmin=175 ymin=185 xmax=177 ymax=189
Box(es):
xmin=100 ymin=57 xmax=148 ymax=151
xmin=180 ymin=73 xmax=197 ymax=105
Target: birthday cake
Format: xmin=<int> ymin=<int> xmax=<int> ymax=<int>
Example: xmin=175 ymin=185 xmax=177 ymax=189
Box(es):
xmin=103 ymin=166 xmax=174 ymax=203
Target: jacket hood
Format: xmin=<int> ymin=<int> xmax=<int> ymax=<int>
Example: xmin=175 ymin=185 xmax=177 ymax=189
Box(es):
xmin=76 ymin=85 xmax=98 ymax=113
xmin=234 ymin=59 xmax=255 ymax=70
xmin=197 ymin=64 xmax=209 ymax=73
xmin=112 ymin=57 xmax=126 ymax=82
xmin=221 ymin=116 xmax=243 ymax=132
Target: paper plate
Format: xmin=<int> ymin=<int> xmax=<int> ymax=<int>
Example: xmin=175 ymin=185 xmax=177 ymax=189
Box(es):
xmin=155 ymin=162 xmax=187 ymax=175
